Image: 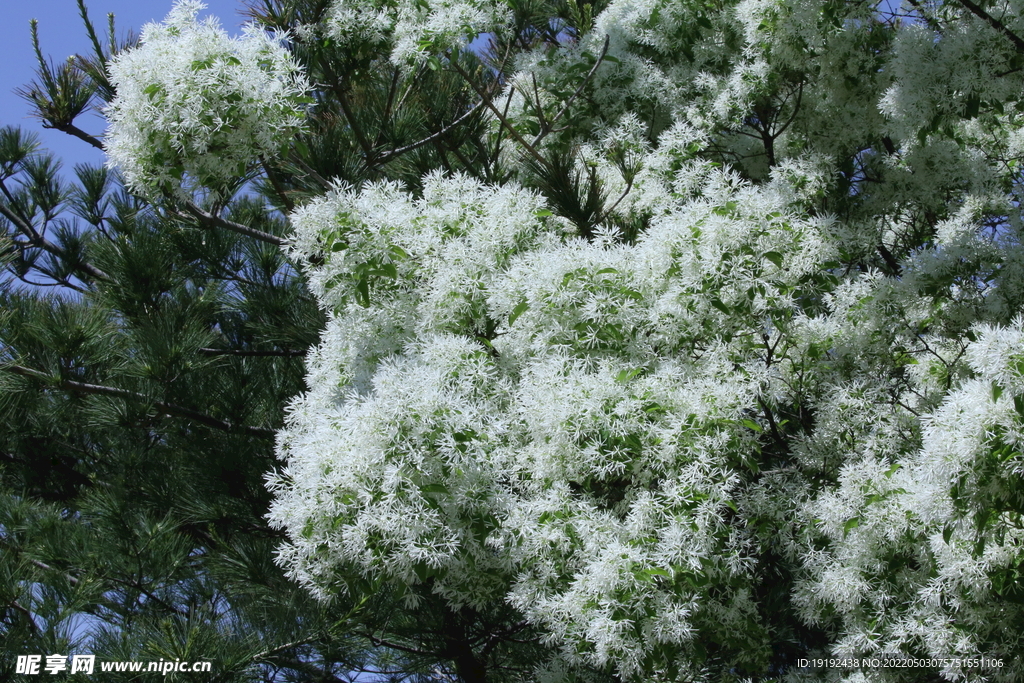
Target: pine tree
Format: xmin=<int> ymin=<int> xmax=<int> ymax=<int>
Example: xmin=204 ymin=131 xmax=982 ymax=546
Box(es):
xmin=2 ymin=1 xmax=549 ymax=680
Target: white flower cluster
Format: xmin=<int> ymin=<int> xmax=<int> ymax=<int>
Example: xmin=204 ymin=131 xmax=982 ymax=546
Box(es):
xmin=105 ymin=1 xmax=309 ymax=200
xmin=269 ymin=146 xmax=839 ymax=675
xmin=795 ymin=320 xmax=1024 ymax=679
xmin=310 ymin=0 xmax=509 ymax=65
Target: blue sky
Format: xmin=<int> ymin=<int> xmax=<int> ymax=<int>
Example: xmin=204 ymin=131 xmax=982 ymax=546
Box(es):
xmin=1 ymin=0 xmax=244 ymax=172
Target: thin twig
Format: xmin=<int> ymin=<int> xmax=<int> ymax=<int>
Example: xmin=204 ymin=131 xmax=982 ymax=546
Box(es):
xmin=197 ymin=347 xmax=305 ymax=357
xmin=28 ymin=557 xmax=80 ymax=586
xmin=449 ymin=59 xmax=550 ymax=168
xmin=377 ymin=101 xmax=485 ymax=164
xmin=532 ymin=35 xmax=610 ymax=147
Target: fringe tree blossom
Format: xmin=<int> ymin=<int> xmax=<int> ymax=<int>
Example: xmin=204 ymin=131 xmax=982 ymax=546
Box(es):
xmin=105 ymin=1 xmax=308 ymax=200
xmin=265 ymin=0 xmax=1024 ymax=675
xmin=269 ymin=158 xmax=840 ymax=677
xmin=300 ymin=0 xmax=509 ymax=65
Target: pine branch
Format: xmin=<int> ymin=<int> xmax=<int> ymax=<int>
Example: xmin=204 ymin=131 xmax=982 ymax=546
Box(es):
xmin=260 ymin=157 xmax=295 ymax=213
xmin=360 ymin=631 xmax=440 ymax=658
xmin=448 ymin=59 xmax=550 ymax=168
xmin=178 ymin=203 xmax=287 ymax=246
xmin=103 ymin=574 xmax=189 ymax=617
xmin=251 ymin=636 xmax=321 ymax=662
xmin=330 ymin=74 xmax=375 ymax=160
xmin=0 ymin=202 xmax=110 ymax=281
xmin=197 ymin=347 xmax=305 ymax=357
xmin=3 ymin=364 xmax=275 ymax=438
xmin=376 ymin=101 xmax=485 ymax=164
xmin=45 ymin=120 xmax=104 ymax=150
xmin=8 ymin=600 xmax=41 ymax=634
xmin=27 ymin=557 xmax=80 ymax=587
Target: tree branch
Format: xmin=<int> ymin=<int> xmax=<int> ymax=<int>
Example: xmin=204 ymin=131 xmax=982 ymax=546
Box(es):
xmin=448 ymin=60 xmax=550 ymax=168
xmin=532 ymin=35 xmax=610 ymax=148
xmin=27 ymin=557 xmax=81 ymax=586
xmin=376 ymin=101 xmax=485 ymax=164
xmin=0 ymin=202 xmax=110 ymax=281
xmin=46 ymin=121 xmax=104 ymax=150
xmin=953 ymin=0 xmax=1024 ymax=53
xmin=197 ymin=347 xmax=305 ymax=357
xmin=179 ymin=203 xmax=287 ymax=246
xmin=9 ymin=600 xmax=41 ymax=634
xmin=360 ymin=631 xmax=440 ymax=658
xmin=3 ymin=364 xmax=275 ymax=438
xmin=333 ymin=79 xmax=375 ymax=161
xmin=251 ymin=636 xmax=321 ymax=662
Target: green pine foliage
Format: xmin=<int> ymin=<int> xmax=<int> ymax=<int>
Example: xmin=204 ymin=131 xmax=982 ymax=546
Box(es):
xmin=2 ymin=1 xmax=563 ymax=680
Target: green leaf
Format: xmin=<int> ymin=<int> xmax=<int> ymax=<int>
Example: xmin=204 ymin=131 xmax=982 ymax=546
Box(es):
xmin=964 ymin=94 xmax=981 ymax=119
xmin=764 ymin=251 xmax=784 ymax=268
xmin=842 ymin=517 xmax=860 ymax=537
xmin=421 ymin=484 xmax=449 ymax=494
xmin=710 ymin=298 xmax=730 ymax=315
xmin=620 ymin=288 xmax=643 ymax=301
xmin=992 ymin=382 xmax=1004 ymax=403
xmin=508 ymin=299 xmax=529 ymax=326
xmin=355 ymin=278 xmax=370 ymax=307
xmin=615 ymin=367 xmax=643 ymax=383
xmin=739 ymin=418 xmax=762 ymax=433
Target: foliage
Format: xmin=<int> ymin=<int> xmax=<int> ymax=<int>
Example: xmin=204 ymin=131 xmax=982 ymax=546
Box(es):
xmin=7 ymin=0 xmax=1024 ymax=681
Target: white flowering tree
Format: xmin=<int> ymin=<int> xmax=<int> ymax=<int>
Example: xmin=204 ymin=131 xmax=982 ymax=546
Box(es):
xmin=32 ymin=0 xmax=1024 ymax=679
